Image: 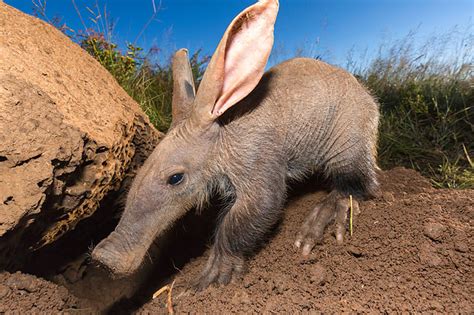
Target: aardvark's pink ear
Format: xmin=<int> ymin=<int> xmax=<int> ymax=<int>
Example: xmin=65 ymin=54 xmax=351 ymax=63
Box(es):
xmin=193 ymin=0 xmax=279 ymax=121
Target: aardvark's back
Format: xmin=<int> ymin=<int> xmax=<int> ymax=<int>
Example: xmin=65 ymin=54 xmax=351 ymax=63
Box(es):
xmin=231 ymin=57 xmax=379 ymax=187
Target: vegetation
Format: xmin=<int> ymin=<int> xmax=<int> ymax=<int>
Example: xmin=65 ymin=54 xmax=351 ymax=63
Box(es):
xmin=350 ymin=28 xmax=473 ymax=188
xmin=80 ymin=32 xmax=208 ymax=130
xmin=33 ymin=3 xmax=472 ymax=188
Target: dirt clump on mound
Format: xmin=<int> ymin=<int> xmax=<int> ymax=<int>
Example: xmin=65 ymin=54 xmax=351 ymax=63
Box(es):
xmin=0 ymin=271 xmax=89 ymax=313
xmin=141 ymin=167 xmax=473 ymax=313
xmin=0 ymin=2 xmax=161 ymax=269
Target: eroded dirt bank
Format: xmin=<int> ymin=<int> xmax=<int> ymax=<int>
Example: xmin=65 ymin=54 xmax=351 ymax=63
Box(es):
xmin=1 ymin=168 xmax=473 ymax=313
xmin=0 ymin=2 xmax=161 ymax=271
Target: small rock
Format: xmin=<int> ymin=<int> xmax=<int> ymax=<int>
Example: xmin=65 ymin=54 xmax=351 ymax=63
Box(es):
xmin=454 ymin=241 xmax=468 ymax=253
xmin=347 ymin=245 xmax=364 ymax=258
xmin=5 ymin=273 xmax=38 ymax=292
xmin=429 ymin=300 xmax=444 ymax=311
xmin=419 ymin=243 xmax=443 ymax=267
xmin=231 ymin=290 xmax=250 ymax=305
xmin=423 ymin=221 xmax=447 ymax=242
xmin=382 ymin=192 xmax=395 ymax=202
xmin=310 ymin=263 xmax=327 ymax=285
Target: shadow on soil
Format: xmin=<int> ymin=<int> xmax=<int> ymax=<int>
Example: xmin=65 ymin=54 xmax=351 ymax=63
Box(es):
xmin=12 ymin=174 xmax=329 ymax=313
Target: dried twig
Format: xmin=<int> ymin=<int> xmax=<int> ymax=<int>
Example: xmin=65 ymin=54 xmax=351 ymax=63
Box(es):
xmin=152 ymin=285 xmax=168 ymax=299
xmin=349 ymin=195 xmax=353 ymax=236
xmin=167 ymin=280 xmax=176 ymax=314
xmin=152 ymin=280 xmax=176 ymax=314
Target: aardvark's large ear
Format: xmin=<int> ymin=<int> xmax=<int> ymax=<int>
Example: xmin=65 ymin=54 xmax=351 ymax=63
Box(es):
xmin=171 ymin=49 xmax=196 ymax=126
xmin=193 ymin=0 xmax=279 ymax=123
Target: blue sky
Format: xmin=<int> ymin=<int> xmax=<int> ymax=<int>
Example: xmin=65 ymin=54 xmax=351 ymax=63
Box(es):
xmin=5 ymin=0 xmax=473 ymax=66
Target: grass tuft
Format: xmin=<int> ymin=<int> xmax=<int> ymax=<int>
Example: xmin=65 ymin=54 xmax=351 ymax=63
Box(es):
xmin=352 ymin=26 xmax=473 ymax=188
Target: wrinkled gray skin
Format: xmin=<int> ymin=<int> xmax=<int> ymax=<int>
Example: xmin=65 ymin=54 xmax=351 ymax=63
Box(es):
xmin=92 ymin=0 xmax=378 ymax=290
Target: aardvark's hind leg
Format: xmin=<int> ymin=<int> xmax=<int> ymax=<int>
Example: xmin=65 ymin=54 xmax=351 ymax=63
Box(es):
xmin=294 ymin=190 xmax=360 ymax=255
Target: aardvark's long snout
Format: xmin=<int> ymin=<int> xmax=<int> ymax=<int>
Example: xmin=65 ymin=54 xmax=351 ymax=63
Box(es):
xmin=92 ymin=212 xmax=162 ymax=278
xmin=92 ymin=223 xmax=156 ymax=277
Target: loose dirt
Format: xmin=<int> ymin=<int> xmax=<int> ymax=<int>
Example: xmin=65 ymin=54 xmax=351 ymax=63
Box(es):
xmin=141 ymin=167 xmax=473 ymax=313
xmin=0 ymin=271 xmax=88 ymax=313
xmin=1 ymin=167 xmax=473 ymax=313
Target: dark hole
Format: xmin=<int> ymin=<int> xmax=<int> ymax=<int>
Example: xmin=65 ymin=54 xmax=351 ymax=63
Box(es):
xmin=0 ymin=156 xmax=8 ymax=162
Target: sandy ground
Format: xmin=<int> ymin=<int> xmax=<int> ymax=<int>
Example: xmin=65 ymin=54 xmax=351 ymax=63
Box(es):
xmin=1 ymin=168 xmax=473 ymax=313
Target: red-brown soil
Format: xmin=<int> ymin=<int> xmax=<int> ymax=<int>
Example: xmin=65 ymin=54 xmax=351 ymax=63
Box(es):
xmin=141 ymin=167 xmax=473 ymax=313
xmin=1 ymin=168 xmax=473 ymax=313
xmin=0 ymin=271 xmax=86 ymax=313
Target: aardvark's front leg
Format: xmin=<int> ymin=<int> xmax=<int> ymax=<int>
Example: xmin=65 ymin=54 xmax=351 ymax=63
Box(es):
xmin=195 ymin=179 xmax=286 ymax=290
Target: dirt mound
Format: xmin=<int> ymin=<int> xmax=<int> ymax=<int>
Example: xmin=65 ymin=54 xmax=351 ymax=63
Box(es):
xmin=140 ymin=167 xmax=473 ymax=313
xmin=1 ymin=168 xmax=472 ymax=313
xmin=0 ymin=3 xmax=161 ymax=269
xmin=0 ymin=271 xmax=88 ymax=313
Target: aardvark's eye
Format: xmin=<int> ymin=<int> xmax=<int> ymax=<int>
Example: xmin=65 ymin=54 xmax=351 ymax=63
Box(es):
xmin=168 ymin=173 xmax=184 ymax=186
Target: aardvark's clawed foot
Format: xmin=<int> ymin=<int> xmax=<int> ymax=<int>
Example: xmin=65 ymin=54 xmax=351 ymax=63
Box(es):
xmin=295 ymin=191 xmax=360 ymax=255
xmin=194 ymin=249 xmax=246 ymax=291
